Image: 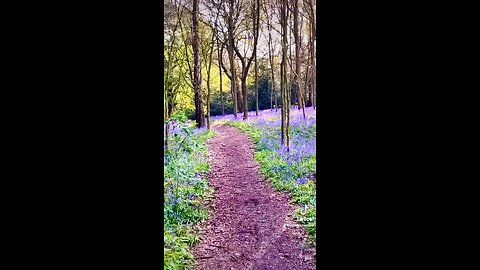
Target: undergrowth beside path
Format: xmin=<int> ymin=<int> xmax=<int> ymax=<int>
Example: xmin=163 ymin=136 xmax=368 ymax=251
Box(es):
xmin=164 ymin=120 xmax=215 ymax=270
xmin=216 ymin=108 xmax=317 ymax=244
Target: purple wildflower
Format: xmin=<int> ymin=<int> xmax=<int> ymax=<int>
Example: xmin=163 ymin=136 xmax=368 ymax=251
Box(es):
xmin=297 ymin=177 xmax=308 ymax=185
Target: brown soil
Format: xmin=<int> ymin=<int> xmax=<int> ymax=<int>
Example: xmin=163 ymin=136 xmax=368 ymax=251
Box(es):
xmin=193 ymin=125 xmax=316 ymax=270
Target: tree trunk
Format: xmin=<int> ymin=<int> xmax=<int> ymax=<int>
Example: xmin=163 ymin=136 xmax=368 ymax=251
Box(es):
xmin=309 ymin=0 xmax=316 ymax=109
xmin=193 ymin=0 xmax=204 ymax=127
xmin=236 ymin=79 xmax=243 ymax=112
xmin=266 ymin=14 xmax=277 ymax=112
xmin=218 ymin=38 xmax=225 ymax=115
xmin=294 ymin=0 xmax=303 ymax=111
xmin=254 ymin=0 xmax=260 ymax=116
xmin=219 ymin=44 xmax=238 ymax=117
xmin=242 ymin=74 xmax=248 ymax=120
xmin=255 ymin=49 xmax=259 ymax=116
xmin=285 ymin=0 xmax=290 ymax=148
xmin=288 ymin=6 xmax=294 ymax=111
xmin=228 ymin=0 xmax=238 ymax=117
xmin=164 ymin=90 xmax=169 ymax=153
xmin=270 ymin=78 xmax=273 ymax=110
xmin=227 ymin=50 xmax=238 ymax=117
xmin=280 ymin=0 xmax=289 ymax=148
xmin=304 ymin=58 xmax=311 ymax=107
xmin=206 ymin=39 xmax=215 ymax=131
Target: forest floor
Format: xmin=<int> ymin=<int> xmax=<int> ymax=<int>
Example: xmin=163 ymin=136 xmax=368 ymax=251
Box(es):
xmin=192 ymin=124 xmax=316 ymax=270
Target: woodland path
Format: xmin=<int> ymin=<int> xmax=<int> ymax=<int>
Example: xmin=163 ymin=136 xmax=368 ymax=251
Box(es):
xmin=193 ymin=124 xmax=316 ymax=270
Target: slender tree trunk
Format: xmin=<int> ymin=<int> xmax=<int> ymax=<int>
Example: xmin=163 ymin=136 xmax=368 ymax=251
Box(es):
xmin=219 ymin=45 xmax=237 ymax=116
xmin=255 ymin=50 xmax=259 ymax=115
xmin=238 ymin=61 xmax=248 ymax=120
xmin=220 ymin=68 xmax=225 ymax=116
xmin=308 ymin=31 xmax=314 ymax=108
xmin=164 ymin=65 xmax=169 ymax=153
xmin=285 ymin=0 xmax=290 ymax=148
xmin=304 ymin=58 xmax=310 ymax=106
xmin=164 ymin=90 xmax=169 ymax=153
xmin=229 ymin=49 xmax=238 ymax=117
xmin=294 ymin=0 xmax=303 ymax=111
xmin=266 ymin=6 xmax=276 ymax=111
xmin=236 ymin=79 xmax=243 ymax=112
xmin=285 ymin=2 xmax=291 ymax=137
xmin=270 ymin=78 xmax=273 ymax=110
xmin=206 ymin=75 xmax=211 ymax=131
xmin=218 ymin=38 xmax=225 ymax=115
xmin=206 ymin=41 xmax=215 ymax=131
xmin=274 ymin=72 xmax=278 ymax=111
xmin=280 ymin=0 xmax=289 ymax=148
xmin=288 ymin=6 xmax=294 ymax=111
xmin=303 ymin=23 xmax=311 ymax=108
xmin=193 ymin=0 xmax=204 ymax=127
xmin=309 ymin=0 xmax=316 ymax=109
xmin=254 ymin=0 xmax=260 ymax=116
xmin=242 ymin=74 xmax=248 ymax=120
xmin=228 ymin=0 xmax=238 ymax=117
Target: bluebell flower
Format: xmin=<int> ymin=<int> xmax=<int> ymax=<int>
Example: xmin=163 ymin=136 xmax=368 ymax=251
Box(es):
xmin=297 ymin=177 xmax=308 ymax=185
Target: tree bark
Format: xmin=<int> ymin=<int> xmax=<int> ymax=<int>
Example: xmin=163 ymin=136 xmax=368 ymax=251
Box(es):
xmin=235 ymin=77 xmax=243 ymax=112
xmin=255 ymin=47 xmax=259 ymax=115
xmin=219 ymin=44 xmax=238 ymax=117
xmin=193 ymin=0 xmax=204 ymax=127
xmin=265 ymin=9 xmax=277 ymax=112
xmin=254 ymin=0 xmax=260 ymax=116
xmin=164 ymin=90 xmax=169 ymax=153
xmin=206 ymin=34 xmax=215 ymax=130
xmin=218 ymin=37 xmax=225 ymax=115
xmin=228 ymin=0 xmax=238 ymax=117
xmin=293 ymin=0 xmax=304 ymax=113
xmin=280 ymin=0 xmax=289 ymax=148
xmin=308 ymin=0 xmax=316 ymax=109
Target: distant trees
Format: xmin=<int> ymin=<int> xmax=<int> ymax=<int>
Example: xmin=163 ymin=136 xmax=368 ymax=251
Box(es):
xmin=205 ymin=0 xmax=240 ymax=118
xmin=230 ymin=0 xmax=261 ymax=120
xmin=163 ymin=0 xmax=317 ymax=141
xmin=262 ymin=0 xmax=278 ymax=111
xmin=164 ymin=0 xmax=184 ymax=151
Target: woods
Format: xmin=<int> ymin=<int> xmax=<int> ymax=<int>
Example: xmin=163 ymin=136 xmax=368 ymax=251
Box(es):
xmin=164 ymin=1 xmax=317 ymax=269
xmin=164 ymin=0 xmax=317 ymax=142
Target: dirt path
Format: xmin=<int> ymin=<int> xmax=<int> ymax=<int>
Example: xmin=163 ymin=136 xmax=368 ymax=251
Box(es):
xmin=193 ymin=125 xmax=316 ymax=270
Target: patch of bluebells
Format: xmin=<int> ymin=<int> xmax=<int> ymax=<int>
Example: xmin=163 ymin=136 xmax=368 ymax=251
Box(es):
xmin=213 ymin=107 xmax=316 ymax=186
xmin=212 ymin=107 xmax=317 ymax=242
xmin=211 ymin=106 xmax=316 ymax=124
xmin=164 ymin=119 xmax=212 ymax=239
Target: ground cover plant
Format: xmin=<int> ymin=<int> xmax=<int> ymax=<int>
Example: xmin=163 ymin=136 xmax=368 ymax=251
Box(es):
xmin=164 ymin=119 xmax=215 ymax=270
xmin=211 ymin=107 xmax=317 ymax=243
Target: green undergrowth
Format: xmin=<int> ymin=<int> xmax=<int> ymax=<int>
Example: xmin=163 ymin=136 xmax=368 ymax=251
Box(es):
xmin=226 ymin=120 xmax=317 ymax=244
xmin=164 ymin=121 xmax=216 ymax=270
